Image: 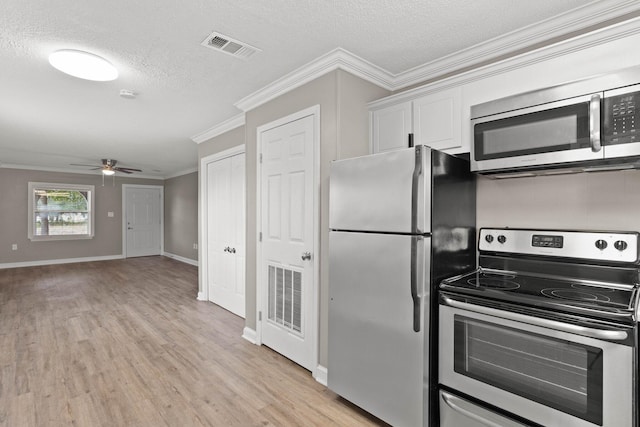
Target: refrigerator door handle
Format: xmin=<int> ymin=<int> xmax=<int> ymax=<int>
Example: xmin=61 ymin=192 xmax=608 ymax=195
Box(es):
xmin=410 ymin=235 xmax=422 ymax=332
xmin=411 ymin=145 xmax=423 ymax=234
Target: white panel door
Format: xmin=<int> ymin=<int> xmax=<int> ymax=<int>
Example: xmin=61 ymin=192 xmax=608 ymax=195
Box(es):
xmin=207 ymin=153 xmax=246 ymax=318
xmin=125 ymin=187 xmax=161 ymax=257
xmin=260 ymin=114 xmax=315 ymax=371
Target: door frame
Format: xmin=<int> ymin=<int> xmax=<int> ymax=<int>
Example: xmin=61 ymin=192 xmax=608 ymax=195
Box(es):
xmin=198 ymin=144 xmax=246 ymax=302
xmin=121 ymin=184 xmax=164 ymax=258
xmin=255 ymin=105 xmax=320 ymax=377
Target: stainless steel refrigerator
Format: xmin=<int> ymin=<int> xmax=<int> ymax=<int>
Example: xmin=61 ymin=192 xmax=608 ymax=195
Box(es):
xmin=328 ymin=145 xmax=475 ymax=427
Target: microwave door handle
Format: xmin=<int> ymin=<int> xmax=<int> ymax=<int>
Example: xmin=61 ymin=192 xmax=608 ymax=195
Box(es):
xmin=590 ymin=94 xmax=601 ymax=152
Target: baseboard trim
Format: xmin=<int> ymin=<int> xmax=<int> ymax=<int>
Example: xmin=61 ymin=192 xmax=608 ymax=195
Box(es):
xmin=242 ymin=327 xmax=258 ymax=344
xmin=162 ymin=252 xmax=198 ymax=266
xmin=196 ymin=291 xmax=207 ymax=301
xmin=314 ymin=365 xmax=328 ymax=386
xmin=0 ymin=254 xmax=124 ymax=270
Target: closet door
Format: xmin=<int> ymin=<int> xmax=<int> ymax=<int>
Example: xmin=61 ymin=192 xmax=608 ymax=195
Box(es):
xmin=207 ymin=153 xmax=245 ymax=317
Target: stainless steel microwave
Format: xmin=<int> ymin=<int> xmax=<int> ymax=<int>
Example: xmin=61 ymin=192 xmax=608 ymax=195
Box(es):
xmin=471 ymin=66 xmax=640 ymax=176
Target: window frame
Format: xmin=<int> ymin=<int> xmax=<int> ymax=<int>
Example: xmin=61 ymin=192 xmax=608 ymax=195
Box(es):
xmin=28 ymin=182 xmax=95 ymax=241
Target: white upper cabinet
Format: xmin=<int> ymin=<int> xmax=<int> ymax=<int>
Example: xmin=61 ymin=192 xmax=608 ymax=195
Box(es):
xmin=370 ymin=87 xmax=465 ymax=155
xmin=413 ymin=87 xmax=462 ymax=152
xmin=371 ymin=101 xmax=412 ymax=153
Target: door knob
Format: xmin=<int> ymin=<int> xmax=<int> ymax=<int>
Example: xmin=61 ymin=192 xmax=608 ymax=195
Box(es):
xmin=301 ymin=252 xmax=312 ymax=261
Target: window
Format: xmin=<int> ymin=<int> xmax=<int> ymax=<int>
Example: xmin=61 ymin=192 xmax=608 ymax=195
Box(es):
xmin=28 ymin=182 xmax=95 ymax=241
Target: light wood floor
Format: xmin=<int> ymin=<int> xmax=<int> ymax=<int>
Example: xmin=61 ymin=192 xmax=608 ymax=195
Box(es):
xmin=0 ymin=256 xmax=385 ymax=426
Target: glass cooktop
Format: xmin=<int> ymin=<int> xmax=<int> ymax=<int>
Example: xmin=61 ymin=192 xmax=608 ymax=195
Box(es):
xmin=440 ymin=268 xmax=638 ymax=321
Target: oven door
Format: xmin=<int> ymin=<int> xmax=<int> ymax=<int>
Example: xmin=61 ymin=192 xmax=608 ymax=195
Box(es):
xmin=471 ymin=93 xmax=603 ymax=173
xmin=439 ymin=297 xmax=634 ymax=427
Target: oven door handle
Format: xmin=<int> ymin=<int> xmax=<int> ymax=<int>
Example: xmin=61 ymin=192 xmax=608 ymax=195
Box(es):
xmin=442 ymin=296 xmax=628 ymax=341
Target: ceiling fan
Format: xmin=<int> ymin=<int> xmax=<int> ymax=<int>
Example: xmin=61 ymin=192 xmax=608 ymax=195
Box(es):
xmin=71 ymin=159 xmax=142 ymax=175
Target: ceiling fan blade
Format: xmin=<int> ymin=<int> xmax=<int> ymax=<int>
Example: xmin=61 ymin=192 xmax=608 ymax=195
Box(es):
xmin=115 ymin=168 xmax=134 ymax=174
xmin=115 ymin=167 xmax=142 ymax=172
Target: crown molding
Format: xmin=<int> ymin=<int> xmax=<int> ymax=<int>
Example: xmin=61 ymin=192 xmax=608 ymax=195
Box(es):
xmin=393 ymin=0 xmax=640 ymax=89
xmin=195 ymin=0 xmax=640 ymax=137
xmin=234 ymin=48 xmax=396 ymax=112
xmin=191 ymin=113 xmax=245 ymax=143
xmin=368 ymin=15 xmax=640 ymax=109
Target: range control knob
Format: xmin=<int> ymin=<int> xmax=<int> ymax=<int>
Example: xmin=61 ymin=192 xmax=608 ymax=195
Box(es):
xmin=485 ymin=234 xmax=494 ymax=243
xmin=614 ymin=240 xmax=628 ymax=251
xmin=595 ymin=239 xmax=608 ymax=250
xmin=497 ymin=235 xmax=507 ymax=244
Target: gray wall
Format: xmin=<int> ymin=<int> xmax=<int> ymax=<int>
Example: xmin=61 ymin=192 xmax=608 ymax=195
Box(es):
xmin=164 ymin=171 xmax=198 ymax=261
xmin=477 ymin=170 xmax=640 ymax=231
xmin=0 ymin=168 xmax=163 ymax=264
xmin=198 ymin=69 xmax=390 ymax=367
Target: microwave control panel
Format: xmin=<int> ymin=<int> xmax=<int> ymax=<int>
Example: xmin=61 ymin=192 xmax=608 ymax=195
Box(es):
xmin=604 ymin=87 xmax=639 ymax=145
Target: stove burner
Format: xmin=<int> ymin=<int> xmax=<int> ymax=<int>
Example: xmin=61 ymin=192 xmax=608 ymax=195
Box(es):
xmin=541 ymin=288 xmax=611 ymax=303
xmin=467 ymin=277 xmax=520 ymax=290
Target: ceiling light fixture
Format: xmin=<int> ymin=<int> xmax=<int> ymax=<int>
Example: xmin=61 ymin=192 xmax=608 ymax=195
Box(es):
xmin=102 ymin=169 xmax=115 ymax=176
xmin=48 ymin=49 xmax=118 ymax=81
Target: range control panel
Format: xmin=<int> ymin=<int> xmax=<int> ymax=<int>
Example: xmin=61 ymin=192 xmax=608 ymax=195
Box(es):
xmin=479 ymin=228 xmax=640 ymax=263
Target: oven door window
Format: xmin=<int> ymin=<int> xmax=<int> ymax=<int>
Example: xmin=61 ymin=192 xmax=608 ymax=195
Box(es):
xmin=454 ymin=316 xmax=603 ymax=425
xmin=474 ymin=102 xmax=591 ymax=161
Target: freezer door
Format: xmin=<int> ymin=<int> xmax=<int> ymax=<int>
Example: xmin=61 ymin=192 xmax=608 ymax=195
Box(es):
xmin=328 ymin=231 xmax=430 ymax=427
xmin=330 ymin=146 xmax=431 ymax=234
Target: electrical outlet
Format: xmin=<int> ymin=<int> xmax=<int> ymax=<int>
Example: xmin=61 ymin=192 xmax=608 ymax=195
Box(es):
xmin=107 ymin=211 xmax=114 ymax=218
xmin=193 ymin=243 xmax=198 ymax=250
xmin=11 ymin=244 xmax=17 ymax=251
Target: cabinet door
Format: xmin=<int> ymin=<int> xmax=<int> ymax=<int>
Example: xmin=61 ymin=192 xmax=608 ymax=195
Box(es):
xmin=371 ymin=101 xmax=412 ymax=153
xmin=413 ymin=87 xmax=462 ymax=152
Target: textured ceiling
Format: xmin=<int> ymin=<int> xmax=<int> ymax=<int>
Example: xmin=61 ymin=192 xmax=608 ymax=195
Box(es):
xmin=0 ymin=0 xmax=634 ymax=178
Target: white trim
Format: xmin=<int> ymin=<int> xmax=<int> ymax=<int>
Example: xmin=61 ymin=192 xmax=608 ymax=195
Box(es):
xmin=369 ymin=15 xmax=640 ymax=109
xmin=191 ymin=113 xmax=246 ymax=143
xmin=162 ymin=252 xmax=198 ymax=266
xmin=313 ymin=365 xmax=328 ymax=386
xmin=235 ymin=48 xmax=394 ymax=111
xmin=229 ymin=3 xmax=640 ymax=114
xmin=197 ymin=291 xmax=207 ymax=301
xmin=198 ymin=144 xmax=246 ymax=303
xmin=122 ymin=184 xmax=164 ymax=258
xmin=392 ymin=0 xmax=640 ymax=89
xmin=163 ymin=167 xmax=198 ymax=180
xmin=242 ymin=327 xmax=258 ymax=344
xmin=0 ymin=254 xmax=124 ymax=270
xmin=255 ymin=105 xmax=321 ymax=374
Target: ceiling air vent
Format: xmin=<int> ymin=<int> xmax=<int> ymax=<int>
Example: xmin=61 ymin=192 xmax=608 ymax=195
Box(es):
xmin=200 ymin=32 xmax=260 ymax=60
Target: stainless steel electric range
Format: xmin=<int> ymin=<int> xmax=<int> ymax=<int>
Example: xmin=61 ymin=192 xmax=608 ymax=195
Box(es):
xmin=438 ymin=228 xmax=640 ymax=427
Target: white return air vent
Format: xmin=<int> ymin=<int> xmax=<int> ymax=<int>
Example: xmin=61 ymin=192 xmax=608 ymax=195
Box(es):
xmin=200 ymin=31 xmax=261 ymax=60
